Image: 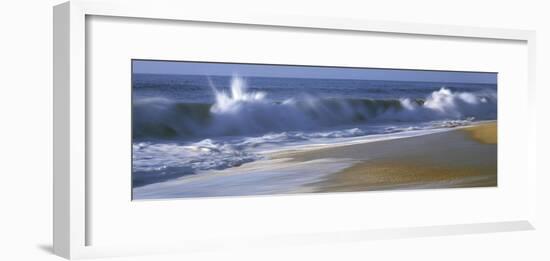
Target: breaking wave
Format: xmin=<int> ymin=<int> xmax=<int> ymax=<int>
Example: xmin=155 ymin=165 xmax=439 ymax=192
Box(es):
xmin=133 ymin=75 xmax=496 ymax=140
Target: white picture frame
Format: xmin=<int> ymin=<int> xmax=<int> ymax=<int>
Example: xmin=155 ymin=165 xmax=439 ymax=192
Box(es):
xmin=53 ymin=0 xmax=537 ymax=259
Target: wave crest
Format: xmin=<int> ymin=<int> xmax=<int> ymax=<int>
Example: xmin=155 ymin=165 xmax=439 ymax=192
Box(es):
xmin=133 ymin=76 xmax=496 ymax=140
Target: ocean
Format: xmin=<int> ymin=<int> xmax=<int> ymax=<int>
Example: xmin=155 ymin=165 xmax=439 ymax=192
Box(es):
xmin=132 ymin=73 xmax=497 ymax=189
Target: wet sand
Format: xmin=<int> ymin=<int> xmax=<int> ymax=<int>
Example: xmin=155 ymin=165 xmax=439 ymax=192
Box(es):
xmin=134 ymin=122 xmax=497 ymax=199
xmin=274 ymin=122 xmax=497 ymax=192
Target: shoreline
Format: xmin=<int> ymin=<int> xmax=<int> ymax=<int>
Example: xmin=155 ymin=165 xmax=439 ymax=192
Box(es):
xmin=133 ymin=121 xmax=497 ymax=199
xmin=279 ymin=121 xmax=498 ymax=192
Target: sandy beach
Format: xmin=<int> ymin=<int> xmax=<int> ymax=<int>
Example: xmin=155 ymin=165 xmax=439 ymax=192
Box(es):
xmin=274 ymin=121 xmax=497 ymax=192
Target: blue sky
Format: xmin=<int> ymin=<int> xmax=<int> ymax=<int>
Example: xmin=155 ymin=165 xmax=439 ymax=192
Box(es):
xmin=133 ymin=60 xmax=497 ymax=84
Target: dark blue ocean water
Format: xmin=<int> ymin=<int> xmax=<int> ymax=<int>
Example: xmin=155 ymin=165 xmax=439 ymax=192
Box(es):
xmin=133 ymin=74 xmax=496 ymax=103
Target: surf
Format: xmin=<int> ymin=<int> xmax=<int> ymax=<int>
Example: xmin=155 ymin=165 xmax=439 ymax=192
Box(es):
xmin=132 ymin=75 xmax=497 ymax=140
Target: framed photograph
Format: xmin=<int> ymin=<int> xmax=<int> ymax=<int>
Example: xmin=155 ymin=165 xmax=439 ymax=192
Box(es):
xmin=54 ymin=0 xmax=537 ymax=259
